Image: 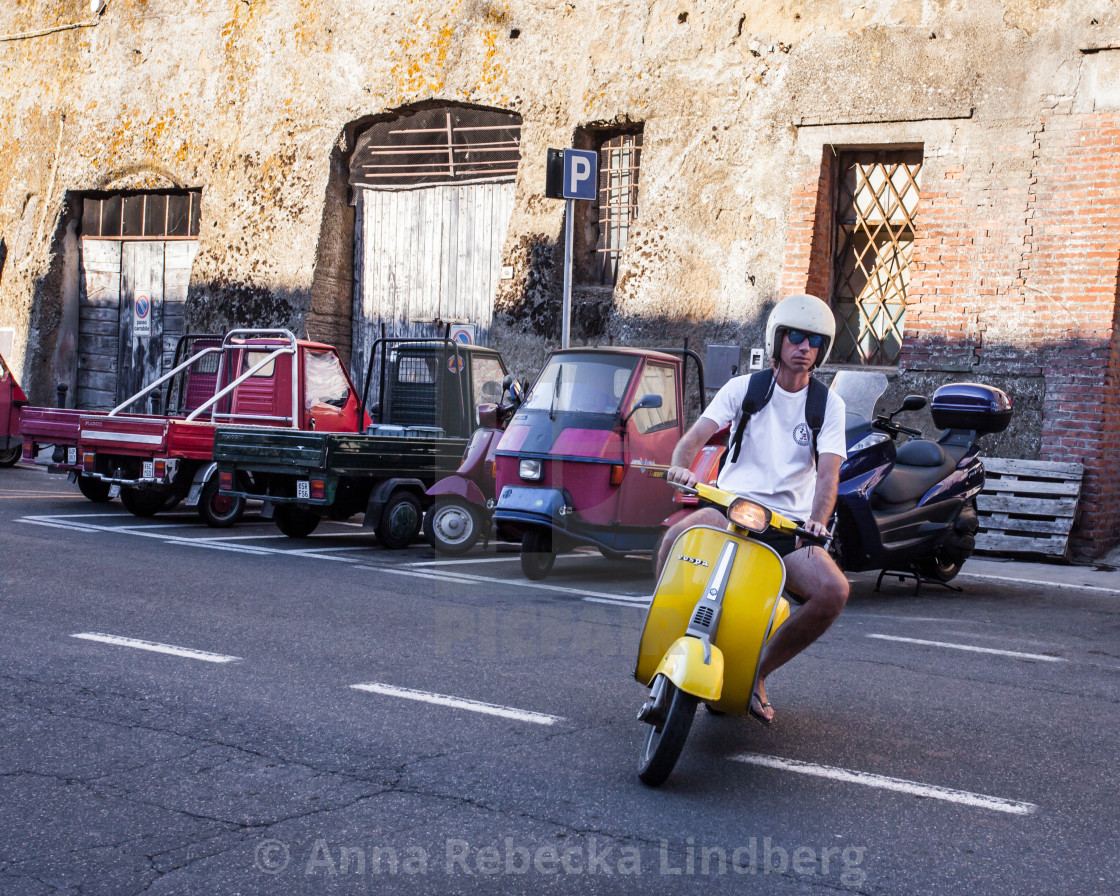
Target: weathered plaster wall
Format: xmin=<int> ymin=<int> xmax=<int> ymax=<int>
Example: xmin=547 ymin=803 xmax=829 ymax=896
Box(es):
xmin=1 ymin=0 xmax=1119 ymax=548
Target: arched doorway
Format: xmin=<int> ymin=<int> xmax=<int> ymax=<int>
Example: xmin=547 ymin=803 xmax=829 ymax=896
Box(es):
xmin=349 ymin=105 xmax=521 ymax=391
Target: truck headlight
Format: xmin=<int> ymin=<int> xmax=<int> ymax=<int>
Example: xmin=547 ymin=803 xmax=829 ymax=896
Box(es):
xmin=519 ymin=458 xmax=543 ymax=481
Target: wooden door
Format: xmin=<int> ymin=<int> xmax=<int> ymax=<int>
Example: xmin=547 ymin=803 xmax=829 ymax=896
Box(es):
xmin=351 ymin=182 xmax=515 ymax=397
xmin=77 ymin=239 xmax=197 ymax=410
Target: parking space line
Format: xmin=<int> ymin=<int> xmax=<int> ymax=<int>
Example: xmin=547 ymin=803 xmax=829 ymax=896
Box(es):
xmin=729 ymin=753 xmax=1037 ymax=815
xmin=584 ymin=596 xmax=650 ymax=609
xmin=72 ymin=632 xmax=240 ymax=663
xmin=20 ymin=513 xmax=650 ymax=601
xmin=867 ymin=634 xmax=1066 ymax=662
xmin=350 ymin=682 xmax=562 ymax=725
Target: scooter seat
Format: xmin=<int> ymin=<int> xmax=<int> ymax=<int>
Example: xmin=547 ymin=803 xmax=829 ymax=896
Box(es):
xmin=894 ymin=439 xmax=946 ymax=467
xmin=875 ymin=454 xmax=959 ymax=506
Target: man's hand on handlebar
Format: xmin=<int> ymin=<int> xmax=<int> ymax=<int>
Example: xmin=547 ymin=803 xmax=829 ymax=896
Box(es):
xmin=796 ymin=519 xmax=832 ymax=549
xmin=665 ymin=465 xmax=698 ymax=489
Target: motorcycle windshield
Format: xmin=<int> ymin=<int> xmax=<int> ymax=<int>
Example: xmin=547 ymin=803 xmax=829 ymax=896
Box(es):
xmin=521 ymin=353 xmax=639 ymax=418
xmin=830 ymin=370 xmax=888 ymax=425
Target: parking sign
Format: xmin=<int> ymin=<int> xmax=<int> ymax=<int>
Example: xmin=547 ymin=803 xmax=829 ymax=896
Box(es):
xmin=562 ymin=149 xmax=598 ymax=201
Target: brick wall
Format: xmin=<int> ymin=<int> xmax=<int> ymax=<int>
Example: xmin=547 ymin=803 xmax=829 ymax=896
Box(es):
xmin=780 ymin=153 xmax=833 ymax=301
xmin=781 ymin=112 xmax=1120 ymax=556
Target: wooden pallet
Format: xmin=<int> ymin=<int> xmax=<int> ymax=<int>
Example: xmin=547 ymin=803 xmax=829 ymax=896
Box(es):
xmin=975 ymin=458 xmax=1084 ymax=558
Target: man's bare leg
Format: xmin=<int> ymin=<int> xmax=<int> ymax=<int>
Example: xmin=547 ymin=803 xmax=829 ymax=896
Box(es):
xmin=753 ymin=544 xmax=849 ymax=723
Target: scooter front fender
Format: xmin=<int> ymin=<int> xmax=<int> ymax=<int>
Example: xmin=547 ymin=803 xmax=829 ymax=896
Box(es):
xmin=652 ymin=636 xmax=724 ymax=702
xmin=426 ymin=475 xmax=486 ymax=506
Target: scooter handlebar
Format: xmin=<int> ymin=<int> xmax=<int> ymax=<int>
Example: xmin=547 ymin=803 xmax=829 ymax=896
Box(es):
xmin=636 ymin=463 xmax=833 ymax=548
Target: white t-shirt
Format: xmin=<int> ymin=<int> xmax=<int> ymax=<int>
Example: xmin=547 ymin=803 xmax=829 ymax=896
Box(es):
xmin=700 ymin=374 xmax=847 ymax=522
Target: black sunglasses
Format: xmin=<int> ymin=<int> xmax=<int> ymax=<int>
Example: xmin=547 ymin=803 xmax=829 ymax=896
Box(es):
xmin=786 ymin=329 xmax=825 ymax=349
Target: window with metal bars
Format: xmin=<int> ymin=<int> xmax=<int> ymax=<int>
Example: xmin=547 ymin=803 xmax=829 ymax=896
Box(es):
xmin=349 ymin=106 xmax=522 ymax=190
xmin=595 ymin=132 xmax=642 ymax=285
xmin=830 ymin=149 xmax=922 ymax=366
xmin=80 ymin=191 xmax=201 ymax=239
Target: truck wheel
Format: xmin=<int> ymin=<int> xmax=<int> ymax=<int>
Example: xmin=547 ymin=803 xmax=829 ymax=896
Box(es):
xmin=0 ymin=444 xmax=21 ymax=467
xmin=197 ymin=477 xmax=244 ymax=528
xmin=429 ymin=498 xmax=481 ymax=556
xmin=520 ymin=528 xmax=556 ymax=580
xmin=377 ymin=491 xmax=423 ymax=549
xmin=275 ymin=505 xmax=320 ymax=538
xmin=120 ymin=487 xmax=167 ymax=518
xmin=77 ymin=475 xmax=113 ymax=503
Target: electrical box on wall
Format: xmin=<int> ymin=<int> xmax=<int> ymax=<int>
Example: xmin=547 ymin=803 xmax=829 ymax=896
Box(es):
xmin=749 ymin=348 xmax=764 ymax=370
xmin=705 ymin=345 xmax=742 ymax=390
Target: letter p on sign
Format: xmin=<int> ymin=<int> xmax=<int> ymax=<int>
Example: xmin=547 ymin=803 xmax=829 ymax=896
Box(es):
xmin=562 ymin=149 xmax=598 ymax=201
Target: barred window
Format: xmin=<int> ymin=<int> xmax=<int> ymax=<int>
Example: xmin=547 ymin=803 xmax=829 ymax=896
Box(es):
xmin=831 ymin=150 xmax=922 ymax=366
xmin=81 ymin=191 xmax=201 ymax=240
xmin=595 ymin=132 xmax=642 ymax=285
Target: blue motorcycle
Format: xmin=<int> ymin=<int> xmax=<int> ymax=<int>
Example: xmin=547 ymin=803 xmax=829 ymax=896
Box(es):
xmin=829 ymin=371 xmax=1011 ymax=586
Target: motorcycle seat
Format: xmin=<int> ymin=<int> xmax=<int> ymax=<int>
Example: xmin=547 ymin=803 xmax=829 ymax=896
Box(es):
xmin=894 ymin=438 xmax=946 ymax=467
xmin=875 ymin=454 xmax=959 ymax=506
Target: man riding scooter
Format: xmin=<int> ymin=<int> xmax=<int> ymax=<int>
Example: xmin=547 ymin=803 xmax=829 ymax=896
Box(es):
xmin=659 ymin=294 xmax=849 ymax=726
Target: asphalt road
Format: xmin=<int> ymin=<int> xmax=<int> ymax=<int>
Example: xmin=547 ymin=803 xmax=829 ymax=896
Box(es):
xmin=2 ymin=463 xmax=1118 ymax=895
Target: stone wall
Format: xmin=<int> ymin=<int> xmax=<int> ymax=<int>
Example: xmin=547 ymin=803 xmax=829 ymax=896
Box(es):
xmin=1 ymin=0 xmax=1119 ymax=552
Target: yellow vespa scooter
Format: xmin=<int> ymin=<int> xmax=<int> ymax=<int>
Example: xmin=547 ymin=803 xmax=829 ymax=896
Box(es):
xmin=634 ymin=471 xmax=825 ymax=787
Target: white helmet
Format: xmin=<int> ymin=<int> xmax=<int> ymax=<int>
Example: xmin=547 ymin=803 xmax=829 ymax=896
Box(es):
xmin=765 ymin=293 xmax=836 ymax=368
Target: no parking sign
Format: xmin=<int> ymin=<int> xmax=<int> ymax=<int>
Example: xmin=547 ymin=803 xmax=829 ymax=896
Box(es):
xmin=133 ymin=294 xmax=151 ymax=337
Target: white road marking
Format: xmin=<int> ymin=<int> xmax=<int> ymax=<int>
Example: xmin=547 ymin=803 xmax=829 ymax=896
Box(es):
xmin=583 ymin=596 xmax=651 ymax=609
xmin=729 ymin=753 xmax=1037 ymax=816
xmin=19 ymin=513 xmax=649 ymax=601
xmin=867 ymin=634 xmax=1066 ymax=663
xmin=958 ymin=570 xmax=1120 ymax=596
xmin=72 ymin=632 xmax=240 ymax=664
xmin=350 ymin=682 xmax=562 ymax=725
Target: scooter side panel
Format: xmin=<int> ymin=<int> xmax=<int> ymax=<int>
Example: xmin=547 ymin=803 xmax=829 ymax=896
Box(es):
xmin=636 ymin=526 xmax=785 ymax=708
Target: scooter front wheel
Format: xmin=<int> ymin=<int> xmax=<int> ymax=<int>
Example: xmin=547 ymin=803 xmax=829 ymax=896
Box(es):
xmin=638 ymin=678 xmax=698 ymax=787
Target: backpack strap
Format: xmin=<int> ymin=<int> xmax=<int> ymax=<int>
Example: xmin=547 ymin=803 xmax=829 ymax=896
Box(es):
xmin=805 ymin=376 xmax=828 ymax=467
xmin=727 ymin=370 xmax=776 ymax=463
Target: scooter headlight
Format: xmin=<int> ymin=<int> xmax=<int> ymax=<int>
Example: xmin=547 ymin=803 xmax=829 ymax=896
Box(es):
xmin=849 ymin=432 xmax=889 ymax=454
xmin=727 ymin=498 xmax=771 ymax=533
xmin=519 ymin=458 xmax=543 ymax=481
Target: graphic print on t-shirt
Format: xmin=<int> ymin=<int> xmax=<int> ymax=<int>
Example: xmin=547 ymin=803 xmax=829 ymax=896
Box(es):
xmin=793 ymin=422 xmax=811 ymax=446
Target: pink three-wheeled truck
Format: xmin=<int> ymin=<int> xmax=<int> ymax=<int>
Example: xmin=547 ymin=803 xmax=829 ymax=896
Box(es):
xmin=491 ymin=346 xmax=708 ymax=580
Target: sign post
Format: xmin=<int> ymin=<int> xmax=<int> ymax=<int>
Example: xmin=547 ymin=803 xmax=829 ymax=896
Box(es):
xmin=546 ymin=148 xmax=598 ymax=349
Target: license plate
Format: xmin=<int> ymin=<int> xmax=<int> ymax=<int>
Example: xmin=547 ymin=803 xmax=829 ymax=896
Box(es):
xmin=296 ymin=480 xmax=310 ymax=500
xmin=142 ymin=461 xmax=155 ymax=479
xmin=67 ymin=447 xmax=77 ymax=465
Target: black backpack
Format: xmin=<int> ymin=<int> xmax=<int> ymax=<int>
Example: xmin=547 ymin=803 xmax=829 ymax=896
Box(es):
xmin=725 ymin=369 xmax=829 ymax=466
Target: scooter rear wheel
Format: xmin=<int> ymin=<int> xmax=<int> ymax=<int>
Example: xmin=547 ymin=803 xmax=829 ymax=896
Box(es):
xmin=638 ymin=678 xmax=698 ymax=787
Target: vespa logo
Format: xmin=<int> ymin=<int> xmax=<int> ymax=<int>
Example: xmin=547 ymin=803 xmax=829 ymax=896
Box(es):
xmin=677 ymin=554 xmax=709 ymax=568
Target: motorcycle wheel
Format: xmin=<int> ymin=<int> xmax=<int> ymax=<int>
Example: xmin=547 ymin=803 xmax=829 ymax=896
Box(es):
xmin=520 ymin=527 xmax=555 ymax=580
xmin=77 ymin=475 xmax=113 ymax=503
xmin=197 ymin=477 xmax=244 ymax=528
xmin=638 ymin=678 xmax=698 ymax=787
xmin=917 ymin=549 xmax=963 ymax=583
xmin=120 ymin=487 xmax=167 ymax=518
xmin=429 ymin=498 xmax=481 ymax=556
xmin=275 ymin=505 xmax=321 ymax=538
xmin=377 ymin=491 xmax=423 ymax=549
xmin=0 ymin=444 xmax=21 ymax=467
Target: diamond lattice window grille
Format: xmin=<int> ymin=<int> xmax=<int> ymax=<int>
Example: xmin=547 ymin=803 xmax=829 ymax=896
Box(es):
xmin=831 ymin=150 xmax=922 ymax=365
